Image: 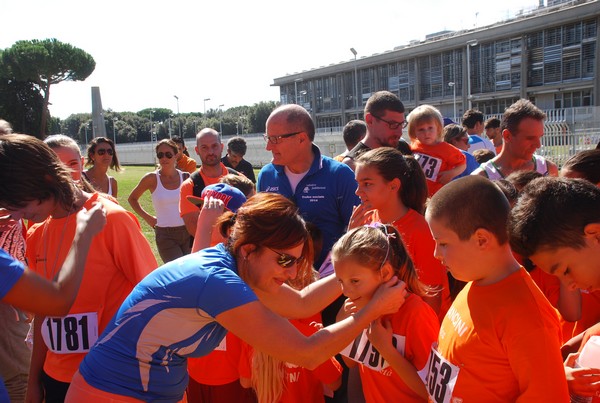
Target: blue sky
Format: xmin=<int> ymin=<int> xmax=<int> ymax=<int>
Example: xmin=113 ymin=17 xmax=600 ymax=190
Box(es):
xmin=1 ymin=0 xmax=540 ymax=118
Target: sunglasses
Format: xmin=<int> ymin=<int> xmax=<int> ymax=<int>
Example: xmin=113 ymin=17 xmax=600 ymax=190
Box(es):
xmin=96 ymin=148 xmax=114 ymax=156
xmin=157 ymin=152 xmax=174 ymax=159
xmin=266 ymin=247 xmax=303 ymax=268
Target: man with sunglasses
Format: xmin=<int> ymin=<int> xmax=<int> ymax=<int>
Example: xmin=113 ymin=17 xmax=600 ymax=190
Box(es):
xmin=342 ymin=91 xmax=411 ymax=172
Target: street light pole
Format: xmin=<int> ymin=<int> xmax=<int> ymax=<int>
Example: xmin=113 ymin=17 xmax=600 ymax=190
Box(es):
xmin=350 ymin=48 xmax=359 ymax=119
xmin=218 ymin=104 xmax=224 ymax=135
xmin=466 ymin=40 xmax=478 ymax=110
xmin=174 ymin=95 xmax=181 ymax=138
xmin=448 ymin=82 xmax=456 ymax=122
xmin=203 ymin=98 xmax=211 ymax=115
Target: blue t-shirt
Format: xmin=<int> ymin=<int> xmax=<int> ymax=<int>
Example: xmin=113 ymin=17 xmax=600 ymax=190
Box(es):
xmin=0 ymin=248 xmax=25 ymax=299
xmin=79 ymin=244 xmax=257 ymax=402
xmin=257 ymin=144 xmax=359 ymax=267
xmin=454 ymin=150 xmax=480 ymax=179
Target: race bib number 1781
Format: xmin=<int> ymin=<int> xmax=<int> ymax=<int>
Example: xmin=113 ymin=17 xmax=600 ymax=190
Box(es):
xmin=41 ymin=312 xmax=98 ymax=354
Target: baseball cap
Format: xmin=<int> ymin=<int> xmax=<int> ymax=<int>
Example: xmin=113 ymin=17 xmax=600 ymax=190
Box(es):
xmin=443 ymin=117 xmax=456 ymax=127
xmin=186 ymin=183 xmax=246 ymax=212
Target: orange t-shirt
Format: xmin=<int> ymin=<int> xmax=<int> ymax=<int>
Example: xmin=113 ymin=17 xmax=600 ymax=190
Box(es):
xmin=354 ymin=294 xmax=439 ymax=403
xmin=187 ymin=333 xmax=245 ymax=385
xmin=177 ymin=154 xmax=198 ymax=174
xmin=179 ymin=164 xmax=230 ymax=217
xmin=239 ymin=315 xmax=342 ymax=403
xmin=410 ymin=141 xmax=465 ymax=196
xmin=430 ymin=268 xmax=569 ymax=402
xmin=26 ymin=193 xmax=157 ymax=382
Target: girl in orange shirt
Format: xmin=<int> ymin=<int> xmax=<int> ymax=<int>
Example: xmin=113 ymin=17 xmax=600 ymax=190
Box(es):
xmin=333 ymin=224 xmax=439 ymax=402
xmin=351 ymin=147 xmax=450 ymax=319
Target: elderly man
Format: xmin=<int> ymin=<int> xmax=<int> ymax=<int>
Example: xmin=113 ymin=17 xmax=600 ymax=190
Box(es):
xmin=342 ymin=91 xmax=410 ymax=171
xmin=257 ymin=105 xmax=359 ymax=269
xmin=179 ymin=129 xmax=236 ymax=236
xmin=473 ymin=99 xmax=558 ymax=179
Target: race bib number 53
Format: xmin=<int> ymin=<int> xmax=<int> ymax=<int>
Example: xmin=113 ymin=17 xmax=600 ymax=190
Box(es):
xmin=41 ymin=312 xmax=98 ymax=354
xmin=426 ymin=347 xmax=460 ymax=403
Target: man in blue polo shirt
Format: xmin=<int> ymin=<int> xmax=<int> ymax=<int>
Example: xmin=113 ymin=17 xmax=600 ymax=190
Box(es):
xmin=257 ymin=104 xmax=359 ymax=269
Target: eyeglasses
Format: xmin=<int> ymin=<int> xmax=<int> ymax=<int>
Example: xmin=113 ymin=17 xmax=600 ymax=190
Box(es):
xmin=96 ymin=148 xmax=114 ymax=156
xmin=157 ymin=152 xmax=174 ymax=159
xmin=263 ymin=131 xmax=302 ymax=144
xmin=266 ymin=247 xmax=303 ymax=268
xmin=373 ymin=115 xmax=408 ymax=130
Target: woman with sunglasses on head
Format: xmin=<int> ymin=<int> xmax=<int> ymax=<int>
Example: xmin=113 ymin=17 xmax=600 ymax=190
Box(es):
xmin=66 ymin=192 xmax=407 ymax=403
xmin=128 ymin=139 xmax=191 ymax=263
xmin=84 ymin=137 xmax=121 ymax=197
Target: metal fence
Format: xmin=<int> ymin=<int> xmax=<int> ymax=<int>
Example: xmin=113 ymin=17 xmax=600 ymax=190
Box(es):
xmin=114 ymin=106 xmax=600 ymax=168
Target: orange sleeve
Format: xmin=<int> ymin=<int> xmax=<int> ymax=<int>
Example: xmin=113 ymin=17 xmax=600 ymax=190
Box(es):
xmin=183 ymin=156 xmax=197 ymax=174
xmin=179 ymin=178 xmax=197 ymax=218
xmin=445 ymin=143 xmax=466 ymax=169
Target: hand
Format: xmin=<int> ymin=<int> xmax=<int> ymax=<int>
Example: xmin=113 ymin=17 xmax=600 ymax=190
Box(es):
xmin=196 ymin=196 xmax=225 ymax=229
xmin=565 ymin=353 xmax=600 ymax=397
xmin=75 ymin=202 xmax=107 ymax=238
xmin=367 ymin=317 xmax=393 ymax=353
xmin=365 ymin=276 xmax=407 ymax=319
xmin=348 ymin=204 xmax=373 ymax=230
xmin=146 ymin=216 xmax=157 ymax=229
xmin=343 ymin=298 xmax=359 ymax=316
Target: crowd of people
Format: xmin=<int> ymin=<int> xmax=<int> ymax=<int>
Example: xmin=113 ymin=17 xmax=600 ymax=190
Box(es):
xmin=0 ymin=92 xmax=599 ymax=403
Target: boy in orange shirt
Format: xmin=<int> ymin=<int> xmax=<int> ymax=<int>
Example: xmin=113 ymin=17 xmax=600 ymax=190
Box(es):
xmin=424 ymin=175 xmax=569 ymax=402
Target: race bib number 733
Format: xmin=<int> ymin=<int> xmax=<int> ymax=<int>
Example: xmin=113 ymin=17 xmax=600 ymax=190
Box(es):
xmin=41 ymin=312 xmax=98 ymax=354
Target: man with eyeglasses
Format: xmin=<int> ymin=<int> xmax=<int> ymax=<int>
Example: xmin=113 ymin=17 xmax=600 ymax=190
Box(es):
xmin=258 ymin=103 xmax=360 ymax=403
xmin=179 ymin=129 xmax=238 ymax=236
xmin=258 ymin=105 xmax=359 ymax=269
xmin=342 ymin=91 xmax=411 ymax=172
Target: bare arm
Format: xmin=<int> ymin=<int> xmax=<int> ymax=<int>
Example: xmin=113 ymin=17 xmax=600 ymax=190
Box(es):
xmin=127 ymin=173 xmax=157 ymax=228
xmin=547 ymin=160 xmax=559 ymax=177
xmin=218 ymin=278 xmax=407 ymax=369
xmin=26 ymin=317 xmax=47 ymax=403
xmin=367 ymin=318 xmax=428 ymax=399
xmin=438 ymin=164 xmax=466 ymax=184
xmin=2 ymin=203 xmax=106 ymax=316
xmin=255 ymin=273 xmax=343 ymax=319
xmin=192 ymin=196 xmax=225 ymax=253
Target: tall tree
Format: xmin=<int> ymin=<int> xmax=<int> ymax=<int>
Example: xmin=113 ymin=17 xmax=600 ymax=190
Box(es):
xmin=1 ymin=38 xmax=95 ymax=138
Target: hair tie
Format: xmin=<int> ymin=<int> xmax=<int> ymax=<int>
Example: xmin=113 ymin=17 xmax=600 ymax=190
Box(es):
xmin=229 ymin=213 xmax=237 ymax=225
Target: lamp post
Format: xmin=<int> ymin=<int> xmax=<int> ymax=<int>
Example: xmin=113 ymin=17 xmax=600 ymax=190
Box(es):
xmin=203 ymin=98 xmax=211 ymax=115
xmin=218 ymin=104 xmax=224 ymax=135
xmin=465 ymin=40 xmax=478 ymax=110
xmin=294 ymin=78 xmax=303 ymax=104
xmin=350 ymin=47 xmax=359 ymax=118
xmin=173 ymin=95 xmax=181 ymax=138
xmin=112 ymin=117 xmax=118 ymax=144
xmin=448 ymin=82 xmax=456 ymax=122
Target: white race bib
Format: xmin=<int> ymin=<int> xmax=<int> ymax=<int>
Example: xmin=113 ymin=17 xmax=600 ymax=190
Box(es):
xmin=425 ymin=346 xmax=460 ymax=403
xmin=41 ymin=312 xmax=98 ymax=354
xmin=415 ymin=153 xmax=443 ymax=181
xmin=341 ymin=329 xmax=405 ymax=371
xmin=214 ymin=336 xmax=227 ymax=351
